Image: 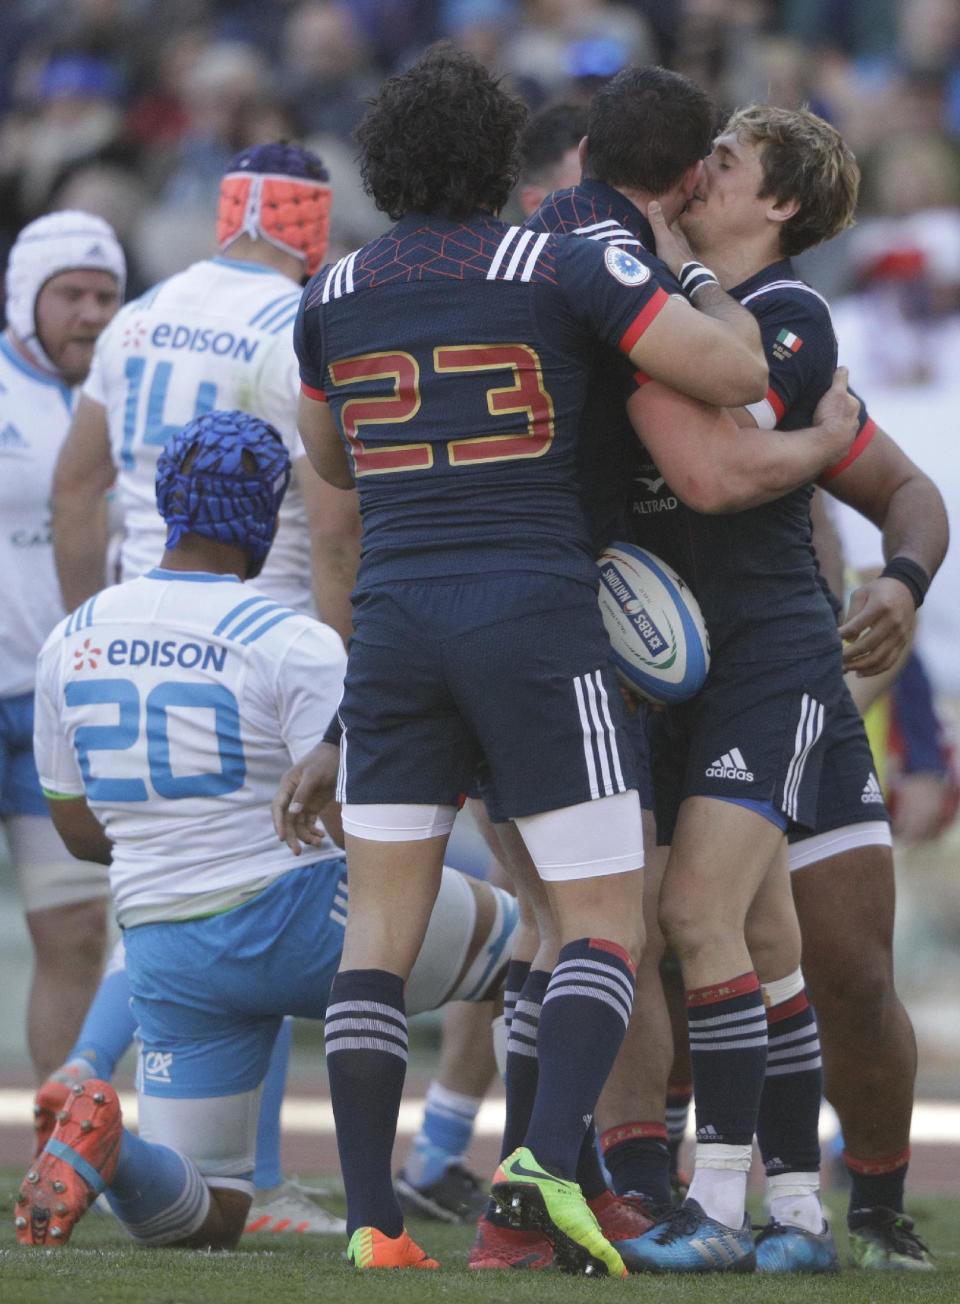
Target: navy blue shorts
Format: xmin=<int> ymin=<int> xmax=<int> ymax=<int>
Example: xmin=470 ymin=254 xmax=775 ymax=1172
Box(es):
xmin=650 ymin=652 xmax=845 ymax=844
xmin=339 ymin=574 xmax=637 ymax=820
xmin=787 ymin=684 xmax=889 ymax=843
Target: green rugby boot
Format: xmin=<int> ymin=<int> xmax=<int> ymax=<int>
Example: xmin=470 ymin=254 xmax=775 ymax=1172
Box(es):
xmin=491 ymin=1146 xmax=627 ymax=1278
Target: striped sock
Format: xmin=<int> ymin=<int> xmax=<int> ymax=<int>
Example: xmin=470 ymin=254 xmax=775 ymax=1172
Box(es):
xmin=324 ymin=969 xmax=407 ymax=1237
xmin=758 ymin=973 xmax=822 ymax=1176
xmin=500 ymin=968 xmax=547 ymax=1160
xmin=666 ymin=1080 xmax=693 ymax=1174
xmin=107 ymin=1133 xmax=210 ymax=1245
xmin=524 ymin=939 xmax=635 ymax=1180
xmin=600 ymin=1121 xmax=671 ymax=1207
xmin=686 ymin=972 xmax=766 ymax=1227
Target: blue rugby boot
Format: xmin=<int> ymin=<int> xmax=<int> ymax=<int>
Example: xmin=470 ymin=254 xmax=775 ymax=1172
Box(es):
xmin=623 ymin=1198 xmax=756 ymax=1273
xmin=755 ymin=1219 xmax=840 ymax=1273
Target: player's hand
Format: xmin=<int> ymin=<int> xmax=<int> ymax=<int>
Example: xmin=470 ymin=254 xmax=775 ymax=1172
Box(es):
xmin=272 ymin=742 xmax=340 ymax=855
xmin=648 ymin=201 xmax=696 ymax=277
xmin=839 ymin=577 xmax=916 ymax=676
xmin=813 ymin=367 xmax=859 ymax=464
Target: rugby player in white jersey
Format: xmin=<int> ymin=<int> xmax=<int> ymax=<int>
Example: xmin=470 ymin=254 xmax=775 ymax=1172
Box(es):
xmin=45 ymin=143 xmax=361 ymax=1233
xmin=16 ymin=410 xmax=516 ymax=1252
xmin=0 ymin=212 xmax=123 ymax=1078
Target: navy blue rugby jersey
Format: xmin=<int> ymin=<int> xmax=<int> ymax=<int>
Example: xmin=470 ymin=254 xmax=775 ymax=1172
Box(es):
xmin=294 ymin=212 xmax=670 ymax=586
xmin=626 ymin=258 xmax=854 ymax=664
xmin=525 ymin=180 xmax=683 ymax=551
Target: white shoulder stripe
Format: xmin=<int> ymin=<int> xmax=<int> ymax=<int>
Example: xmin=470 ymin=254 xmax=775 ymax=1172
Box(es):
xmin=572 ymin=219 xmax=621 ymax=235
xmin=740 ymin=279 xmax=832 ymax=317
xmin=321 ymin=261 xmax=339 ymax=304
xmin=520 ymin=231 xmax=550 ymax=282
xmin=487 ymin=227 xmax=520 ymax=280
xmin=503 ymin=228 xmax=534 ymax=280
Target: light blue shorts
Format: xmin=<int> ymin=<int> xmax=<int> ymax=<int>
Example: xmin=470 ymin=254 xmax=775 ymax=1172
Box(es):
xmin=125 ymin=858 xmax=349 ymax=1100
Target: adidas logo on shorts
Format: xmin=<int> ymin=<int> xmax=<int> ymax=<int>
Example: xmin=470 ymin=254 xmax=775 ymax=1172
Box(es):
xmin=705 ymin=748 xmax=754 ymax=782
xmin=861 ymin=773 xmax=885 ymax=804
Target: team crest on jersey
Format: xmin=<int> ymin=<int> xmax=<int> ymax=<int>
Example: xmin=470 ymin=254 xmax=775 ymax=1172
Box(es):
xmin=604 ymin=246 xmax=651 ymax=287
xmin=123 ymin=318 xmax=147 ymax=350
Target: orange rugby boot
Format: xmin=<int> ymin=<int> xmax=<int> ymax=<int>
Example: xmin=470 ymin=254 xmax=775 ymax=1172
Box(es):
xmin=15 ymin=1080 xmax=122 ymax=1246
xmin=346 ymin=1225 xmax=440 ymax=1269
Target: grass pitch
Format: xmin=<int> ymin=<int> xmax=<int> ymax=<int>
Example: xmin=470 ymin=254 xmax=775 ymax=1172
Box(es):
xmin=1 ymin=1173 xmax=957 ymax=1303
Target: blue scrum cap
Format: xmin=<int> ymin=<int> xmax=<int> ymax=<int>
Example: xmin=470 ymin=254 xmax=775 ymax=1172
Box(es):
xmin=155 ymin=410 xmax=292 ymax=576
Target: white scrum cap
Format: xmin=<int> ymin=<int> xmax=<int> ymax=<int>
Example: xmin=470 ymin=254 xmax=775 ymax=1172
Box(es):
xmin=5 ymin=210 xmax=126 ymax=371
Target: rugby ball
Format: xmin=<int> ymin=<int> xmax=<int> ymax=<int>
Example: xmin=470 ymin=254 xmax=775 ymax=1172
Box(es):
xmin=597 ymin=542 xmax=710 ymax=705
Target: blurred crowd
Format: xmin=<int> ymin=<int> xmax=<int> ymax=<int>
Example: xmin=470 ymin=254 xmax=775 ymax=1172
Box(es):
xmin=0 ymin=0 xmax=959 ymax=290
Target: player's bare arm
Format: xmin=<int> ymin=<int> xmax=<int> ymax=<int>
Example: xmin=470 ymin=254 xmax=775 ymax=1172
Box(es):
xmin=648 ymin=199 xmax=765 ymax=361
xmin=52 ymin=394 xmax=116 ymax=609
xmin=296 ymin=455 xmax=360 ymax=645
xmin=297 ymin=393 xmax=355 ymax=490
xmin=826 ymin=425 xmax=948 ymax=676
xmin=46 ymin=795 xmax=113 ymax=865
xmin=629 ymin=365 xmax=858 ymax=512
xmin=627 ymin=292 xmax=767 ymax=408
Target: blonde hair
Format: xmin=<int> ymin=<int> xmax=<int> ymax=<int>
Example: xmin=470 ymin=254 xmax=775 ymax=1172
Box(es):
xmin=724 ymin=104 xmax=860 ymax=256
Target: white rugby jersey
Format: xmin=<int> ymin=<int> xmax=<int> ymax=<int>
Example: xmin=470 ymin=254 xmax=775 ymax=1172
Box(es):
xmin=34 ymin=570 xmax=346 ymax=925
xmin=83 ymin=257 xmax=313 ymax=611
xmin=0 ymin=333 xmax=76 ymax=698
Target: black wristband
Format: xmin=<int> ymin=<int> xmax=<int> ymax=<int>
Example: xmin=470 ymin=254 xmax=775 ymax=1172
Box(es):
xmin=322 ymin=713 xmax=343 ymax=746
xmin=881 ymin=556 xmax=931 ymax=609
xmin=678 ymin=259 xmax=720 ymax=298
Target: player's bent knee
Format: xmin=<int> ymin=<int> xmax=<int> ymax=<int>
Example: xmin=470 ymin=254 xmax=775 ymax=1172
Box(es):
xmin=514 ymin=789 xmax=644 ymax=882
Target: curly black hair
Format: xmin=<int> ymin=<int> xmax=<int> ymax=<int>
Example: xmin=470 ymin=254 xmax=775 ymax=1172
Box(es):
xmin=355 ymin=44 xmax=528 ymax=221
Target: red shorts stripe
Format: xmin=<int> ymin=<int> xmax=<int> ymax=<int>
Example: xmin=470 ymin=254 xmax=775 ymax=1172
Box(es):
xmin=619 ymin=288 xmax=669 ymax=354
xmin=687 ymin=971 xmax=760 ymax=1007
xmin=818 ymin=416 xmax=877 ymax=483
xmin=300 ymin=380 xmax=327 ymax=402
xmin=600 ymin=1121 xmax=668 ymax=1152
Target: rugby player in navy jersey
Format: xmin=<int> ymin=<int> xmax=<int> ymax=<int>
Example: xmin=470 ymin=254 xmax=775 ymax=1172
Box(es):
xmin=292 ymin=46 xmax=778 ymax=1275
xmin=619 ymin=105 xmax=946 ymax=1273
xmin=489 ymin=66 xmax=863 ymax=1272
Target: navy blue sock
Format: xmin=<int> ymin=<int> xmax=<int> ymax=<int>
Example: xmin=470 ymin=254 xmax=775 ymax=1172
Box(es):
xmin=666 ymin=1080 xmax=692 ymax=1177
xmin=502 ymin=958 xmax=530 ymax=1043
xmin=325 ymin=969 xmax=407 ymax=1237
xmin=66 ymin=957 xmax=136 ymax=1079
xmin=600 ymin=1122 xmax=672 ymax=1207
xmin=757 ymin=988 xmax=822 ymax=1177
xmin=576 ymin=1122 xmax=608 ymax=1200
xmin=524 ymin=939 xmax=635 ymax=1181
xmin=500 ymin=968 xmax=548 ymax=1160
xmin=688 ymin=972 xmax=767 ymax=1146
xmin=846 ymin=1150 xmax=910 ymax=1218
xmin=254 ymin=1016 xmax=292 ymax=1190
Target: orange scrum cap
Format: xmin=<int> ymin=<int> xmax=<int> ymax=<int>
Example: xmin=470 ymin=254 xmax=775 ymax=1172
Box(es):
xmin=216 ymin=142 xmax=332 ymax=277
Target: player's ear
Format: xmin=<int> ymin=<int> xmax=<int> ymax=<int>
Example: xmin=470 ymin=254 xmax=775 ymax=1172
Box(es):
xmin=680 ymin=159 xmax=704 ymax=203
xmin=578 ymin=136 xmax=589 ymax=171
xmin=766 ymin=193 xmax=801 ymax=227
